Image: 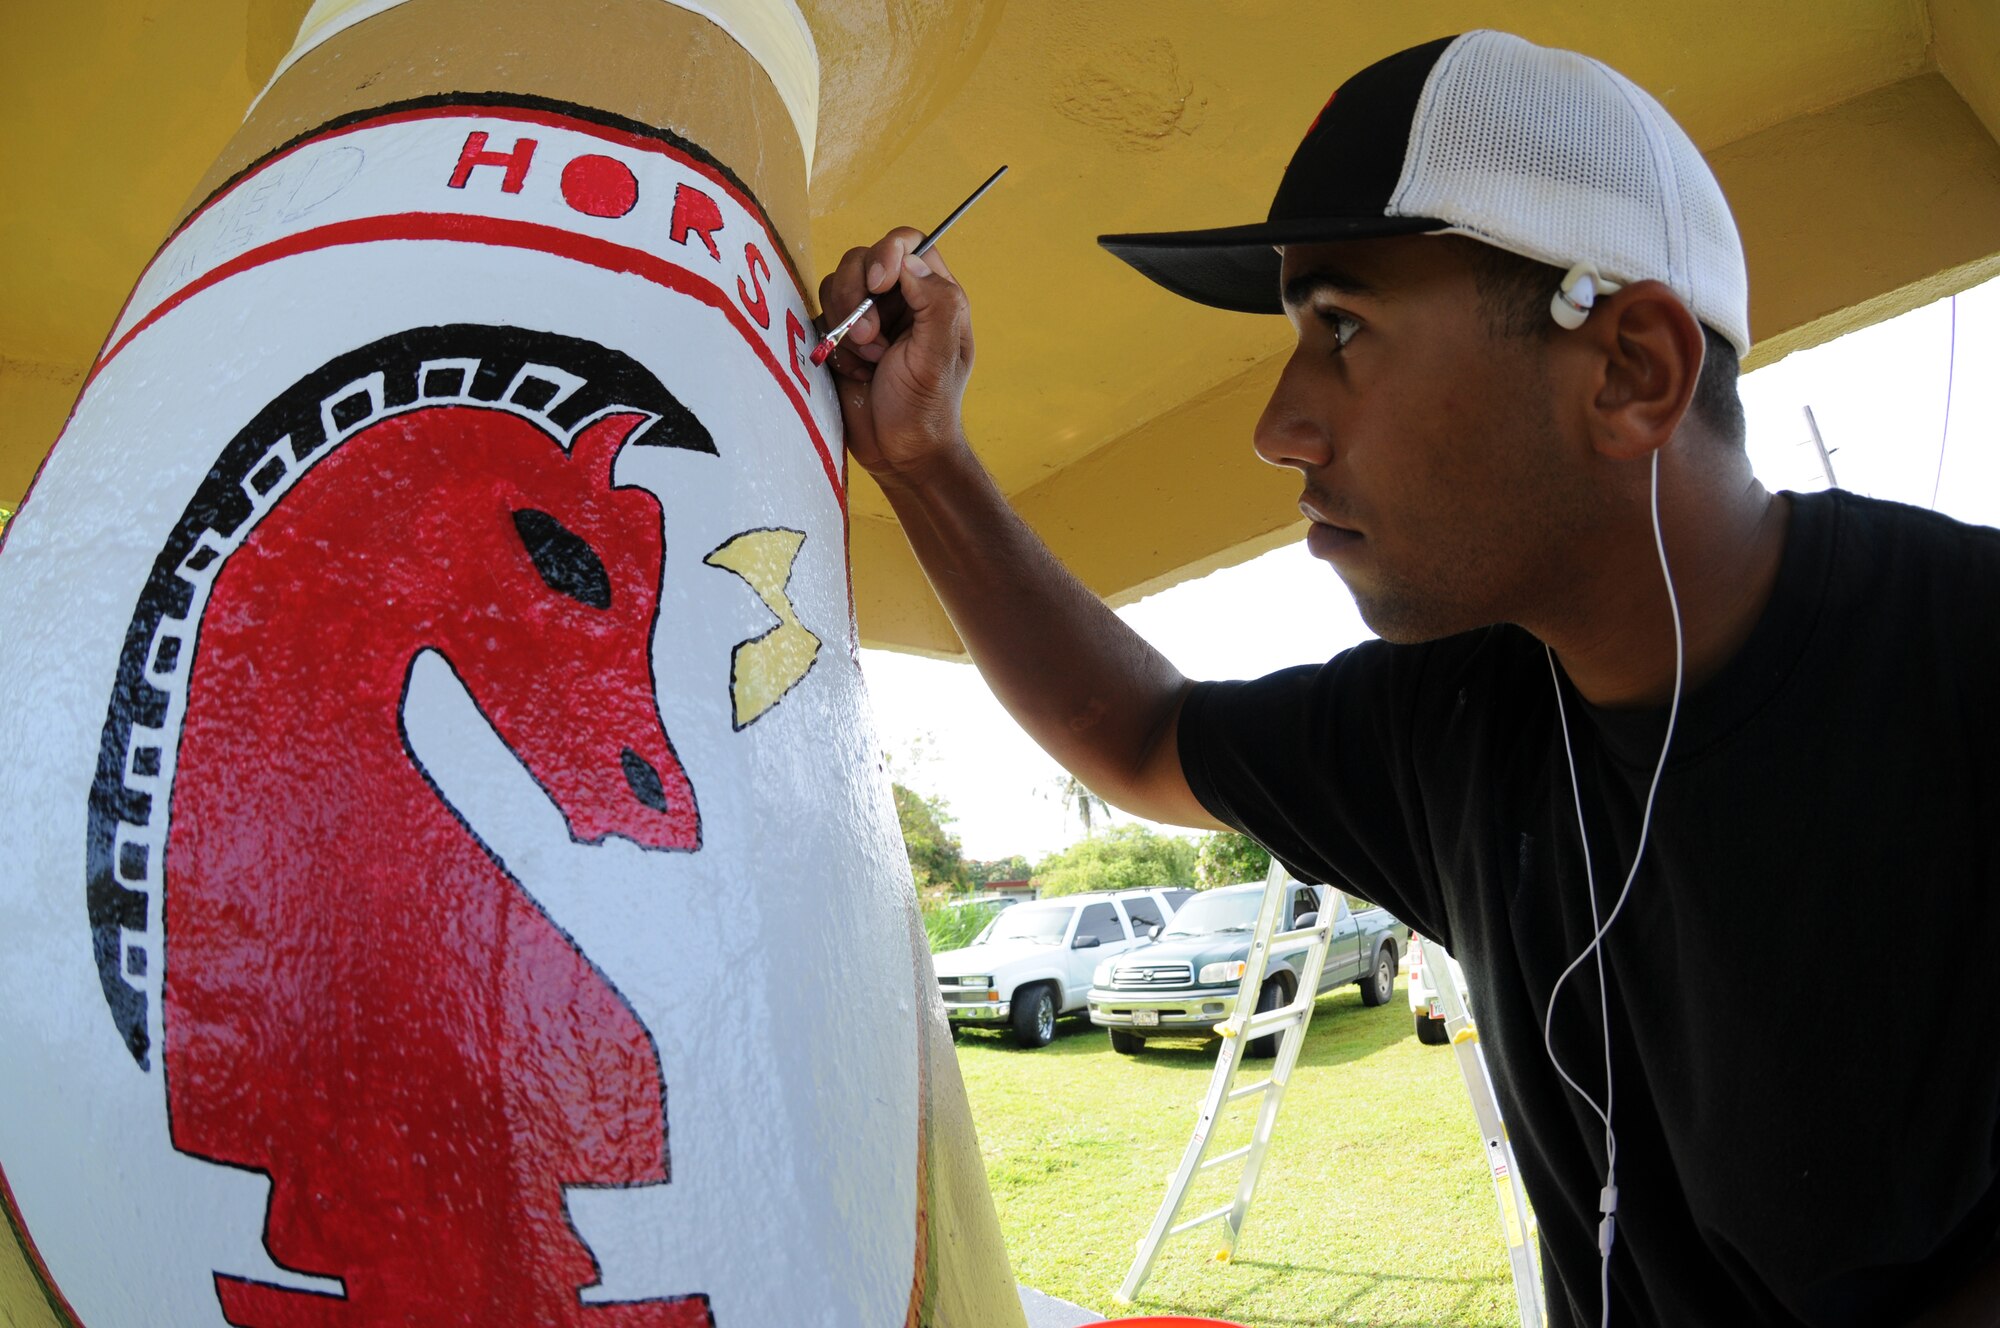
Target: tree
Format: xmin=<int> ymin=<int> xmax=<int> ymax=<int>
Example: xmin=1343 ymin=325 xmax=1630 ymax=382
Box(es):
xmin=1032 ymin=824 xmax=1196 ymax=897
xmin=1195 ymin=831 xmax=1272 ymax=888
xmin=1049 ymin=774 xmax=1113 ymax=838
xmin=966 ymin=855 xmax=1031 ymax=887
xmin=894 ymin=782 xmax=970 ymax=893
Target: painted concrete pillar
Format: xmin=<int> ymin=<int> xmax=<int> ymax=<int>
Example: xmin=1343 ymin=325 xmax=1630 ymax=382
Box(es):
xmin=0 ymin=3 xmax=1023 ymax=1324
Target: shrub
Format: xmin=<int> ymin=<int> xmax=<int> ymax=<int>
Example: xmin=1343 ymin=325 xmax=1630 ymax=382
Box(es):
xmin=895 ymin=782 xmax=970 ymax=892
xmin=1032 ymin=825 xmax=1196 ymax=898
xmin=922 ymin=896 xmax=1002 ymax=953
xmin=1195 ymin=831 xmax=1272 ymax=889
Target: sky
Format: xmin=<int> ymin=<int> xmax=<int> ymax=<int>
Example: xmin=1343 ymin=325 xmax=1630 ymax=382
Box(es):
xmin=859 ymin=275 xmax=2000 ymax=863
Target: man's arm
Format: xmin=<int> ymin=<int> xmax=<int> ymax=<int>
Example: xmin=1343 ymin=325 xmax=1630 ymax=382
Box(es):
xmin=820 ymin=228 xmax=1224 ymax=831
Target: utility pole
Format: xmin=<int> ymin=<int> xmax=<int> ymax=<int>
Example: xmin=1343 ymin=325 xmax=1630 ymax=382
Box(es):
xmin=1803 ymin=405 xmax=1839 ymax=488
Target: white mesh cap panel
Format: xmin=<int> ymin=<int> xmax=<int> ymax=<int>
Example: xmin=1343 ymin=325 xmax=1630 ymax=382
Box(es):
xmin=1388 ymin=31 xmax=1750 ymax=354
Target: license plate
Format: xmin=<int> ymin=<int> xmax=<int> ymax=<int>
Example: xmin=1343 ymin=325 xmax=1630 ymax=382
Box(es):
xmin=1133 ymin=1010 xmax=1160 ymax=1028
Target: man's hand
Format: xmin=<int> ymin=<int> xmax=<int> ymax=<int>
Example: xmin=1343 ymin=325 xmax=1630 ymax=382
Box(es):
xmin=818 ymin=227 xmax=974 ymax=490
xmin=811 ymin=225 xmax=1221 ymax=835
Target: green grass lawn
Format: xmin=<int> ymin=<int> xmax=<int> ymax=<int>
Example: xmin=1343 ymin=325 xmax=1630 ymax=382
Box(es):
xmin=953 ymin=976 xmax=1531 ymax=1327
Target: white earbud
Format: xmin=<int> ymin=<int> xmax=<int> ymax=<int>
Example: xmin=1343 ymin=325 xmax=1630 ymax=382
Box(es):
xmin=1550 ymin=263 xmax=1624 ymax=331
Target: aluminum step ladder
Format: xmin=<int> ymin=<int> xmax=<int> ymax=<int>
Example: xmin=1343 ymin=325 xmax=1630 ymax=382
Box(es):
xmin=1115 ymin=859 xmax=1332 ymax=1305
xmin=1418 ymin=937 xmax=1544 ymax=1328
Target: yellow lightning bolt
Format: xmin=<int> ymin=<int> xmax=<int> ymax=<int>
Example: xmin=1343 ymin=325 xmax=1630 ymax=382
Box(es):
xmin=705 ymin=527 xmax=822 ymax=730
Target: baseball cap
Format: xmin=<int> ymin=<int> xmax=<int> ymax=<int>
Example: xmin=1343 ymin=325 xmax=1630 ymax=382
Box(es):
xmin=1097 ymin=30 xmax=1751 ymax=356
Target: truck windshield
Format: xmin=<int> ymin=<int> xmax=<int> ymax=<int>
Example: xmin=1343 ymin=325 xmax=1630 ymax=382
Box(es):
xmin=978 ymin=904 xmax=1075 ymax=945
xmin=1163 ymin=891 xmax=1262 ymax=937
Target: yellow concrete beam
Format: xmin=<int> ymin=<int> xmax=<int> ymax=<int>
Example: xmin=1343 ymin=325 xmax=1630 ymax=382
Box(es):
xmin=0 ymin=361 xmax=83 ymax=502
xmin=850 ymin=508 xmax=961 ymax=657
xmin=0 ymin=2 xmax=276 ymax=367
xmin=1010 ymin=354 xmax=1297 ymax=603
xmin=849 ymin=365 xmax=1312 ymax=657
xmin=0 ymin=1 xmax=283 ymax=509
xmin=1930 ymin=0 xmax=2000 ymax=148
xmin=851 ymin=349 xmax=1302 ymax=658
xmin=1725 ymin=70 xmax=2000 ymax=367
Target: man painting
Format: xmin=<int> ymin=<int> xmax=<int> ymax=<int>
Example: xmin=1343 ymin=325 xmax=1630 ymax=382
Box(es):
xmin=819 ymin=30 xmax=2000 ymax=1328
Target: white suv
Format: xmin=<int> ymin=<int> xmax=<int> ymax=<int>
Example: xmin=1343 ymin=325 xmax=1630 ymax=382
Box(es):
xmin=933 ymin=888 xmax=1191 ymax=1047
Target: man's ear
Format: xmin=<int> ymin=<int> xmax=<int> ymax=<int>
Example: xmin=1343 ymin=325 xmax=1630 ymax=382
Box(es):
xmin=1576 ymin=280 xmax=1706 ymax=462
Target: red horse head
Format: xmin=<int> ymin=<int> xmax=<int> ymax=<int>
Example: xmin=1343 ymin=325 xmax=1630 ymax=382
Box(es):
xmin=394 ymin=404 xmax=700 ymax=851
xmin=163 ymin=334 xmax=715 ymax=1328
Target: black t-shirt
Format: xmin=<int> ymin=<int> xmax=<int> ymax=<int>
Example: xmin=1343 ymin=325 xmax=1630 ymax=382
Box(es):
xmin=1178 ymin=491 xmax=2000 ymax=1326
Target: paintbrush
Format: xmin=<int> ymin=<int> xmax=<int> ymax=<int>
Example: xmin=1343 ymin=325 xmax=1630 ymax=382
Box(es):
xmin=809 ymin=164 xmax=1008 ymax=367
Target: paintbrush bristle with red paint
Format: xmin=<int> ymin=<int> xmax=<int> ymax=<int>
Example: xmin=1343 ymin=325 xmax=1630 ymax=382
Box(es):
xmin=810 ymin=164 xmax=1008 ymax=367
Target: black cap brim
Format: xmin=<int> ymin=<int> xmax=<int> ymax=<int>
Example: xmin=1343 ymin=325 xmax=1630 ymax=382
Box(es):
xmin=1098 ymin=214 xmax=1445 ymax=315
xmin=1098 ymin=36 xmax=1462 ymax=315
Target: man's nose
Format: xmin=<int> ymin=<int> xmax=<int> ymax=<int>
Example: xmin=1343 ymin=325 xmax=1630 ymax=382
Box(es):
xmin=1252 ymin=350 xmax=1333 ymax=471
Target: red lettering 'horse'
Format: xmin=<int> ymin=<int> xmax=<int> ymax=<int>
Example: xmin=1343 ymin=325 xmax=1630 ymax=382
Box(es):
xmin=163 ymin=397 xmax=713 ymax=1326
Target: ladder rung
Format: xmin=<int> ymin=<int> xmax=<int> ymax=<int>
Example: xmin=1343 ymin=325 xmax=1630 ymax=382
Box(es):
xmin=1272 ymin=926 xmax=1326 ymax=945
xmin=1226 ymin=1077 xmax=1274 ymax=1102
xmin=1169 ymin=1204 xmax=1233 ymax=1236
xmin=1199 ymin=1144 xmax=1253 ymax=1172
xmin=1240 ymin=1000 xmax=1311 ymax=1038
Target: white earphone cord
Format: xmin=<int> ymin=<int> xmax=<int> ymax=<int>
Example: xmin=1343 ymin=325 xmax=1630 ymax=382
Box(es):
xmin=1541 ymin=448 xmax=1685 ymax=1328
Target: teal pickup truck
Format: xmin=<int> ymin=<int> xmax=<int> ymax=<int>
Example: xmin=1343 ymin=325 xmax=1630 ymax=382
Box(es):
xmin=1086 ymin=879 xmax=1408 ymax=1057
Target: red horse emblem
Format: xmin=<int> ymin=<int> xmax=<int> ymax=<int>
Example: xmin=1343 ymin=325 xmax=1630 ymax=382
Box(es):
xmin=92 ymin=327 xmax=716 ymax=1325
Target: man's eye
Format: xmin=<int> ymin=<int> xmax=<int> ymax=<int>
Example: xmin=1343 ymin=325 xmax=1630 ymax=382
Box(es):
xmin=1318 ymin=308 xmax=1361 ymax=350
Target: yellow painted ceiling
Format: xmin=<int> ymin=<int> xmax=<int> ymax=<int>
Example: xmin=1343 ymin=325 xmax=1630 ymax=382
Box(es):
xmin=828 ymin=0 xmax=1933 ymax=497
xmin=4 ymin=1 xmax=1998 ymax=654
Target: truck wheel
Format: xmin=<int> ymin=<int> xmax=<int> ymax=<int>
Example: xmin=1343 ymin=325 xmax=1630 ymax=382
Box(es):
xmin=1011 ymin=984 xmax=1058 ymax=1048
xmin=1415 ymin=1012 xmax=1451 ymax=1045
xmin=1360 ymin=945 xmax=1396 ymax=1007
xmin=1108 ymin=1029 xmax=1146 ymax=1055
xmin=1247 ymin=977 xmax=1288 ymax=1059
